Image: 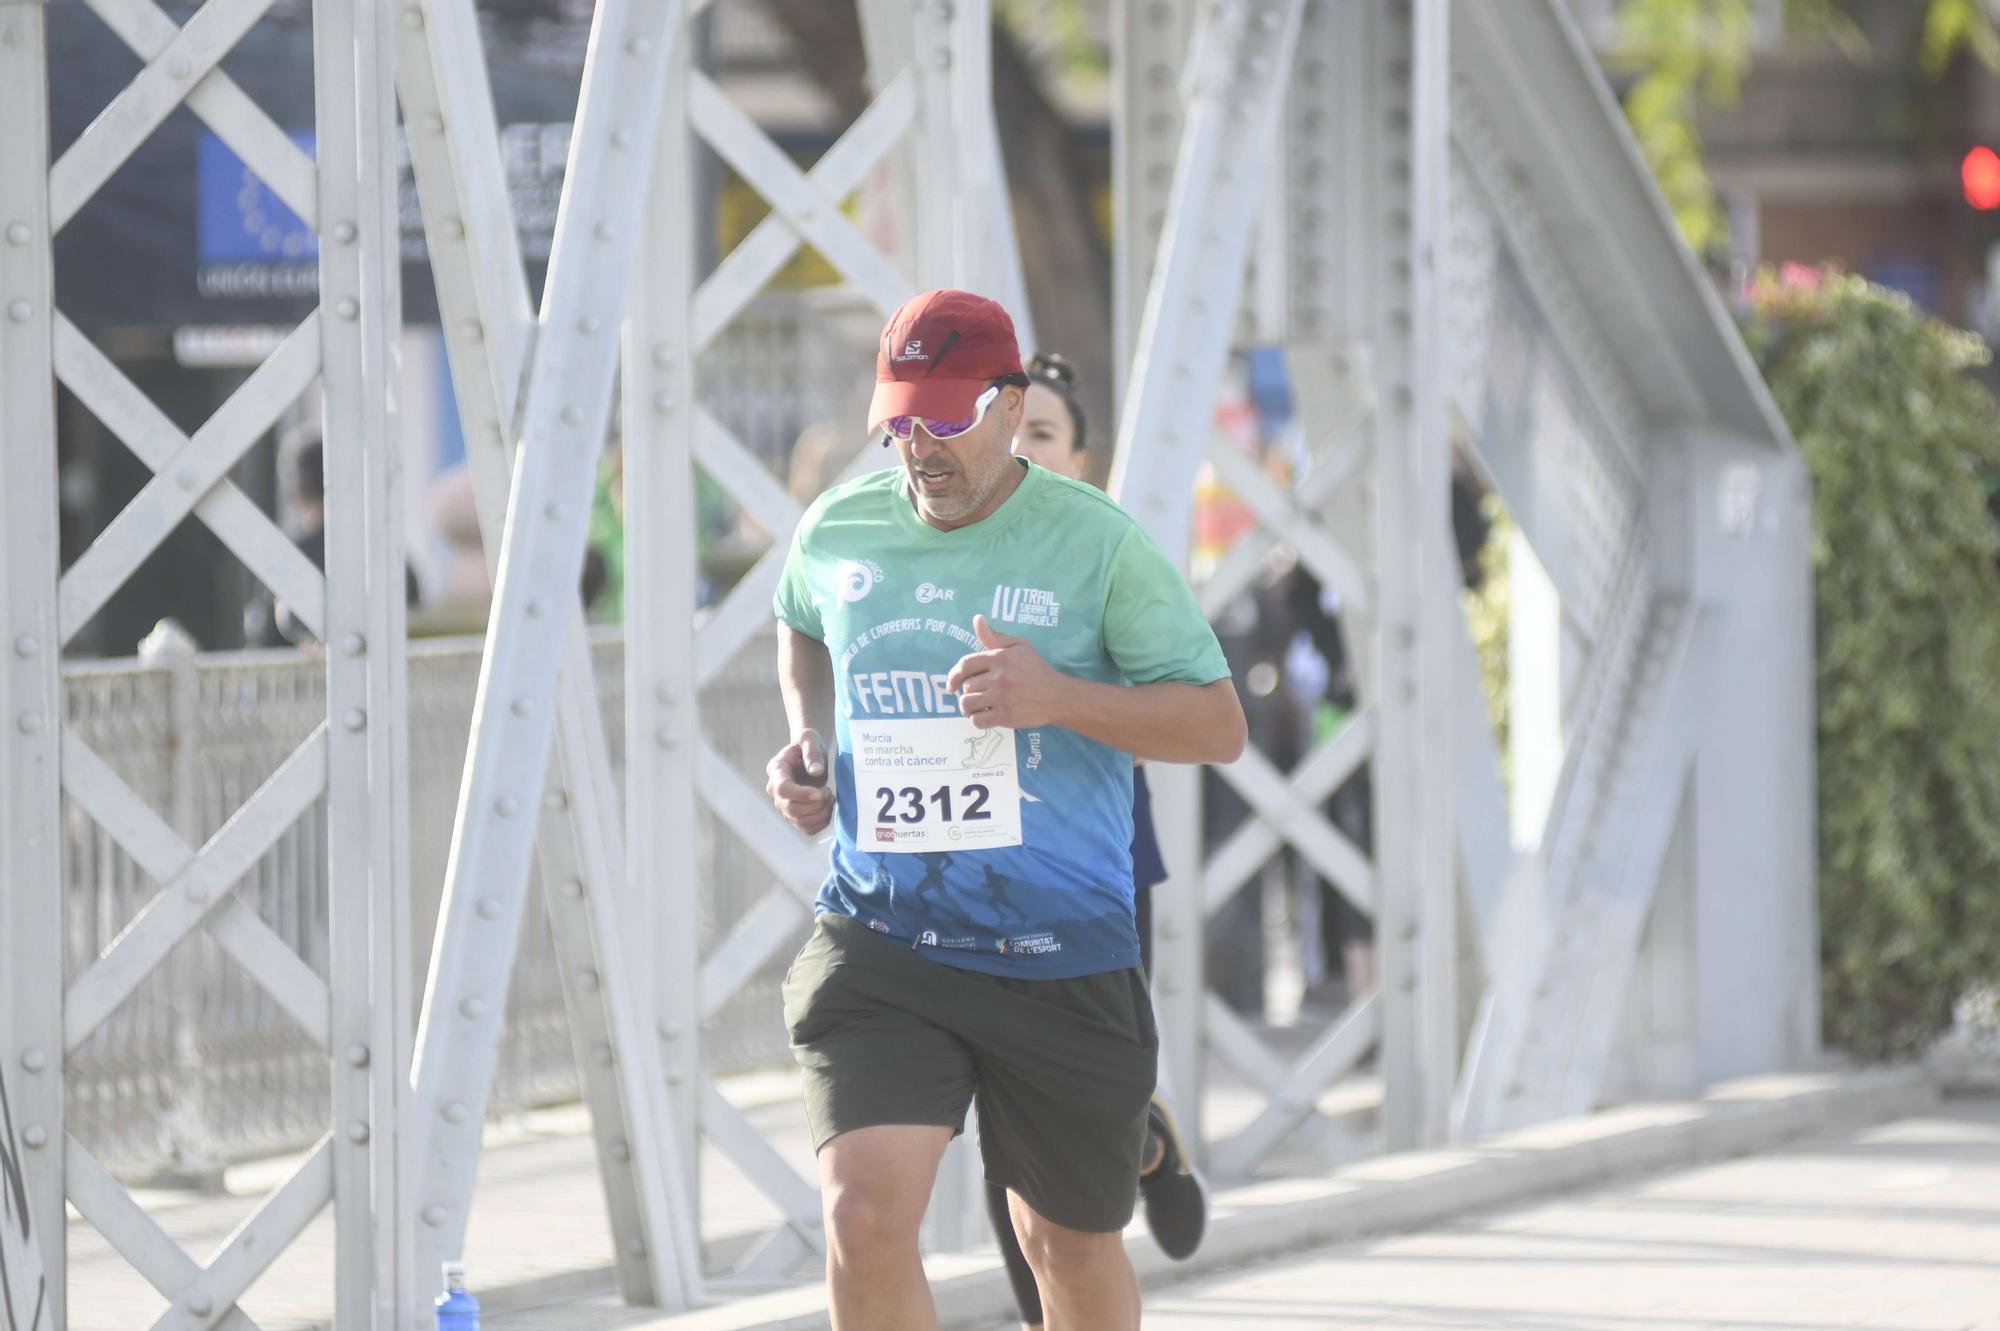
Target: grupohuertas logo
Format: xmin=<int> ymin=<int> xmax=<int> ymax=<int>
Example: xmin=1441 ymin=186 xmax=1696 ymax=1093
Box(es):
xmin=837 ymin=558 xmax=884 ymax=605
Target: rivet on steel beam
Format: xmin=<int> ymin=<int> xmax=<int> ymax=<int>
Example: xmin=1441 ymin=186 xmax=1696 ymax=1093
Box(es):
xmin=495 ymin=796 xmax=520 ymax=818
xmin=347 ymin=1044 xmax=370 ymax=1068
xmin=341 ymin=633 xmax=366 ymax=656
xmin=348 ymin=1121 xmax=371 ymax=1145
xmin=610 ymin=129 xmax=632 ymax=149
xmin=462 ymin=319 xmax=483 ymax=344
xmin=20 ymin=1049 xmax=45 ymax=1073
xmin=652 ymin=390 xmax=672 ymax=415
xmin=654 ymin=725 xmax=677 ymax=750
xmin=459 ymin=997 xmax=488 ymax=1021
xmin=654 ymin=682 xmax=675 ymax=705
xmin=6 ymin=222 xmax=31 ymax=245
xmin=626 ymin=35 xmax=652 ymax=55
xmin=934 ymin=50 xmax=951 ymax=70
xmin=476 ymin=898 xmax=502 ymax=921
xmin=510 ymin=698 xmax=533 ymax=717
xmin=595 ymin=221 xmax=617 ymax=241
xmin=525 ymin=599 xmax=545 ymax=619
xmin=15 ymin=712 xmax=41 ymax=735
xmin=625 ymin=1239 xmax=646 ymax=1257
xmin=441 ymin=217 xmax=465 ymax=240
xmin=185 ymin=881 xmax=209 ymax=905
xmin=342 ymin=708 xmax=366 ymax=731
xmin=559 ymin=879 xmax=584 ymax=901
xmin=425 ymin=113 xmax=445 ymax=134
xmin=22 ymin=1127 xmax=45 ymax=1150
xmin=13 ymin=634 xmax=39 ymax=657
xmin=423 ymin=1204 xmax=447 ymax=1226
xmin=545 ymin=788 xmax=569 ymax=811
xmin=545 ymin=501 xmax=566 ymax=521
xmin=578 ymin=316 xmax=600 ymax=335
xmin=186 ymin=1292 xmax=213 ymax=1317
xmin=609 ymin=1139 xmax=631 ymax=1163
xmin=7 ymin=300 xmax=30 ymax=323
xmin=176 ymin=465 xmax=198 ymax=490
xmin=593 ymin=1044 xmax=613 ymax=1066
xmin=664 ymin=1068 xmax=683 ymax=1086
xmin=576 ymin=969 xmax=599 ymax=992
xmin=651 ymin=343 xmax=672 ymax=366
xmin=167 ymin=58 xmax=191 ymax=81
xmin=332 ymin=220 xmax=358 ymax=244
xmin=442 ymin=1101 xmax=468 ymax=1124
xmin=336 ymin=298 xmax=360 ymax=320
xmin=560 ymin=405 xmax=584 ymax=425
xmin=403 ymin=6 xmax=423 ymax=27
xmin=659 ymin=1023 xmax=682 ymax=1040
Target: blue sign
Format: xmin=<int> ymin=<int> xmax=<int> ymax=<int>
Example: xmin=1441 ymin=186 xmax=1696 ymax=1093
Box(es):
xmin=197 ymin=131 xmax=318 ymax=265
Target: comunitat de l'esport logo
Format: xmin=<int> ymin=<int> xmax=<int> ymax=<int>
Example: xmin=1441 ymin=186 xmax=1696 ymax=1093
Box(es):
xmin=837 ymin=558 xmax=885 ymax=604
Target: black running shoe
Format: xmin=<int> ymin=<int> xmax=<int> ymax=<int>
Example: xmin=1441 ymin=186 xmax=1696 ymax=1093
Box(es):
xmin=1138 ymin=1092 xmax=1206 ymax=1260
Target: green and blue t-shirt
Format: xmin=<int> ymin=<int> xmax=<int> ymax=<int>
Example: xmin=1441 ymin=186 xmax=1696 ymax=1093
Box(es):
xmin=774 ymin=460 xmax=1230 ymax=978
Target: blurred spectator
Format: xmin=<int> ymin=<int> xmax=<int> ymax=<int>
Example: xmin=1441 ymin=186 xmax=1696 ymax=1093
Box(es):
xmin=244 ymin=430 xmax=418 ymax=647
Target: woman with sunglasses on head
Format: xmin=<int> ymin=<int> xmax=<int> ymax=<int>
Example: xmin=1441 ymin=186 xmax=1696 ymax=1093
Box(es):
xmin=983 ymin=352 xmax=1210 ymax=1331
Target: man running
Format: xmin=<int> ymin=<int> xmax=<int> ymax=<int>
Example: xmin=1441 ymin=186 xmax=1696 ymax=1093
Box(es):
xmin=767 ymin=289 xmax=1245 ymax=1331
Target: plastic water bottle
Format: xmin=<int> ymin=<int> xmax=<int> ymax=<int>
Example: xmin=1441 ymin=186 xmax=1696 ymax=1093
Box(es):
xmin=435 ymin=1260 xmax=479 ymax=1331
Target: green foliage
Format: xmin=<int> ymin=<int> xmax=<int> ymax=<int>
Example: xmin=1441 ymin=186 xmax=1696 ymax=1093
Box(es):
xmin=995 ymin=0 xmax=1107 ymax=84
xmin=1609 ymin=0 xmax=1993 ymax=255
xmin=1742 ymin=268 xmax=2000 ymax=1056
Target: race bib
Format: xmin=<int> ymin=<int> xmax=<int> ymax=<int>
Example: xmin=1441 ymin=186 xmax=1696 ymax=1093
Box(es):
xmin=851 ymin=717 xmax=1023 ymax=853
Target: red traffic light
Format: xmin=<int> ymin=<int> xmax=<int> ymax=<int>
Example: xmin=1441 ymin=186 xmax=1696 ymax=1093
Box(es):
xmin=1965 ymin=147 xmax=2000 ymax=210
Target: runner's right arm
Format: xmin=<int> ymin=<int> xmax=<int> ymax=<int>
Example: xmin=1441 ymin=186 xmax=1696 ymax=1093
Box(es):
xmin=769 ymin=623 xmax=837 ymax=834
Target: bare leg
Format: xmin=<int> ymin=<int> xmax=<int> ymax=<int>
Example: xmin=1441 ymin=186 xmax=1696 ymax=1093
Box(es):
xmin=818 ymin=1124 xmax=955 ymax=1331
xmin=1008 ymin=1191 xmax=1140 ymax=1331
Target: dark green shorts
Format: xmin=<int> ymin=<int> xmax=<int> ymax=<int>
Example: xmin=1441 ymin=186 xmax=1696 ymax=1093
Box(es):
xmin=782 ymin=912 xmax=1158 ymax=1233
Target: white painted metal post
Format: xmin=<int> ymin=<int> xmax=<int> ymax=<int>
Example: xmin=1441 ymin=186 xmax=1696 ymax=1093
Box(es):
xmin=393 ymin=0 xmax=693 ymax=1306
xmin=1109 ymin=0 xmax=1308 ymax=1160
xmin=0 ymin=3 xmax=64 ymax=1324
xmin=1369 ymin=0 xmax=1457 ymax=1150
xmin=318 ymin=0 xmax=408 ymax=1323
xmin=624 ymin=10 xmax=703 ymax=1255
xmin=408 ymin=0 xmax=699 ymax=1306
xmin=947 ymin=0 xmax=1035 ymax=350
xmin=363 ymin=0 xmax=416 ymax=1315
xmin=911 ymin=0 xmax=963 ymax=288
xmin=1112 ymin=0 xmax=1197 ymax=403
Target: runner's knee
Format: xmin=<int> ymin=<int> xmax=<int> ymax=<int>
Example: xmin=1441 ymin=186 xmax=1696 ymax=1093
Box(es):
xmin=823 ymin=1172 xmax=928 ymax=1255
xmin=1013 ymin=1206 xmax=1123 ymax=1286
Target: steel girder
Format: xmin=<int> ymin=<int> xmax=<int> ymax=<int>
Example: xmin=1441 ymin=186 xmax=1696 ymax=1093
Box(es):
xmin=3 ymin=0 xmax=410 ymax=1325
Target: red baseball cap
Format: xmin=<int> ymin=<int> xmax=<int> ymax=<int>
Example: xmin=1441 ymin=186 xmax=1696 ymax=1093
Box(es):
xmin=867 ymin=290 xmax=1025 ymax=433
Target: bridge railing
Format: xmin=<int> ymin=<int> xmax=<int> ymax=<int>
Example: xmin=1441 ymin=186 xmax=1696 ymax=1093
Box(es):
xmin=58 ymin=628 xmax=792 ymax=1183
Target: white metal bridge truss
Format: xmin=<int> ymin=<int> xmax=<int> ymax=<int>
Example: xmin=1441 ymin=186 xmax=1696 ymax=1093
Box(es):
xmin=0 ymin=0 xmax=1815 ymax=1325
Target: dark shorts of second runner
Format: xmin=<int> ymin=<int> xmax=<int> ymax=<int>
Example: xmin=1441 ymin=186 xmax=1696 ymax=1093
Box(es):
xmin=782 ymin=911 xmax=1158 ymax=1234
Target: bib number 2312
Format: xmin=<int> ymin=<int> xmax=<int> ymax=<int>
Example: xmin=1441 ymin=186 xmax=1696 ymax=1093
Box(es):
xmin=851 ymin=718 xmax=1023 ymax=853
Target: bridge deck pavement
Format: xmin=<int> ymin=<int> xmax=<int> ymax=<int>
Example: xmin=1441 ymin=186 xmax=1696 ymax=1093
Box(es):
xmin=1070 ymin=1097 xmax=2000 ymax=1331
